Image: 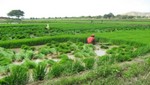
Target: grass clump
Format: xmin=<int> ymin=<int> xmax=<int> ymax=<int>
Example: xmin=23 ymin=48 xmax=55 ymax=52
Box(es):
xmin=33 ymin=62 xmax=47 ymax=81
xmin=4 ymin=65 xmax=29 ymax=85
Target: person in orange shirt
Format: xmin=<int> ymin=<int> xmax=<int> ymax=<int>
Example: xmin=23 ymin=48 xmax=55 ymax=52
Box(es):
xmin=87 ymin=34 xmax=95 ymax=44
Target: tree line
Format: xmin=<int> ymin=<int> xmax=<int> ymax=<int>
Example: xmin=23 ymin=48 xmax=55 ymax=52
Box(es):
xmin=5 ymin=10 xmax=150 ymax=20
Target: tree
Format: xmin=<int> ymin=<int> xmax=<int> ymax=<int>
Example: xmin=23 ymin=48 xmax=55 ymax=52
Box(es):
xmin=103 ymin=13 xmax=115 ymax=19
xmin=7 ymin=10 xmax=24 ymax=19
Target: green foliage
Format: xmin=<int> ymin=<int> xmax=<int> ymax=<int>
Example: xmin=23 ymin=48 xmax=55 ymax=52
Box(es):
xmin=7 ymin=10 xmax=24 ymax=18
xmin=39 ymin=47 xmax=51 ymax=55
xmin=21 ymin=45 xmax=35 ymax=50
xmin=46 ymin=59 xmax=56 ymax=66
xmin=58 ymin=54 xmax=68 ymax=60
xmin=123 ymin=64 xmax=143 ymax=78
xmin=34 ymin=53 xmax=45 ymax=59
xmin=83 ymin=57 xmax=95 ymax=69
xmin=33 ymin=62 xmax=47 ymax=81
xmin=0 ymin=66 xmax=9 ymax=76
xmin=22 ymin=59 xmax=36 ymax=69
xmin=100 ymin=45 xmax=109 ymax=49
xmin=0 ymin=56 xmax=12 ymax=66
xmin=4 ymin=65 xmax=29 ymax=85
xmin=74 ymin=52 xmax=84 ymax=58
xmin=0 ymin=78 xmax=8 ymax=85
xmin=49 ymin=64 xmax=64 ymax=77
xmin=49 ymin=60 xmax=84 ymax=78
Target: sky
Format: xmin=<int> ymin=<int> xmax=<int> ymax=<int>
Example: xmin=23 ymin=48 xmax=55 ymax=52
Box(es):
xmin=0 ymin=0 xmax=150 ymax=18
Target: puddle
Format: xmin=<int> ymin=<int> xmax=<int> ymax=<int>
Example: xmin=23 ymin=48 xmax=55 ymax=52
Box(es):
xmin=52 ymin=59 xmax=60 ymax=62
xmin=94 ymin=44 xmax=107 ymax=56
xmin=94 ymin=49 xmax=106 ymax=56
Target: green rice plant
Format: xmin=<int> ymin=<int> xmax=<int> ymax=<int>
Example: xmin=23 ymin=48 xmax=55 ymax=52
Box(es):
xmin=49 ymin=64 xmax=64 ymax=78
xmin=39 ymin=47 xmax=51 ymax=55
xmin=61 ymin=61 xmax=74 ymax=76
xmin=0 ymin=66 xmax=9 ymax=76
xmin=24 ymin=50 xmax=34 ymax=60
xmin=88 ymin=51 xmax=96 ymax=57
xmin=22 ymin=59 xmax=36 ymax=69
xmin=74 ymin=52 xmax=84 ymax=58
xmin=21 ymin=45 xmax=35 ymax=50
xmin=106 ymin=49 xmax=114 ymax=54
xmin=115 ymin=54 xmax=132 ymax=62
xmin=70 ymin=43 xmax=78 ymax=50
xmin=49 ymin=48 xmax=57 ymax=54
xmin=100 ymin=45 xmax=109 ymax=49
xmin=15 ymin=52 xmax=24 ymax=62
xmin=46 ymin=59 xmax=56 ymax=66
xmin=33 ymin=62 xmax=47 ymax=81
xmin=0 ymin=56 xmax=12 ymax=66
xmin=103 ymin=43 xmax=112 ymax=46
xmin=146 ymin=57 xmax=150 ymax=65
xmin=123 ymin=64 xmax=144 ymax=78
xmin=4 ymin=65 xmax=29 ymax=85
xmin=83 ymin=52 xmax=91 ymax=57
xmin=96 ymin=64 xmax=120 ymax=77
xmin=97 ymin=55 xmax=114 ymax=66
xmin=33 ymin=53 xmax=45 ymax=59
xmin=58 ymin=54 xmax=68 ymax=60
xmin=83 ymin=57 xmax=95 ymax=70
xmin=72 ymin=60 xmax=85 ymax=73
xmin=0 ymin=78 xmax=8 ymax=85
xmin=77 ymin=42 xmax=84 ymax=46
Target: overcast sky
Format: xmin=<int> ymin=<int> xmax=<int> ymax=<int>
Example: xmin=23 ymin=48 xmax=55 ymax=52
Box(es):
xmin=0 ymin=0 xmax=150 ymax=18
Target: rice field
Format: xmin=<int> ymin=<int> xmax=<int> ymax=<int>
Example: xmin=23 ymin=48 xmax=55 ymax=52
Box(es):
xmin=0 ymin=19 xmax=150 ymax=85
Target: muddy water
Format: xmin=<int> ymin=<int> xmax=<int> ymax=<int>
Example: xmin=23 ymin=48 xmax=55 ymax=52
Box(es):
xmin=94 ymin=44 xmax=108 ymax=56
xmin=94 ymin=49 xmax=106 ymax=56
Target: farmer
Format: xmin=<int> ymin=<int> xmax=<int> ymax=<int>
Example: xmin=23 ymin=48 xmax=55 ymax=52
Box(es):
xmin=87 ymin=34 xmax=95 ymax=44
